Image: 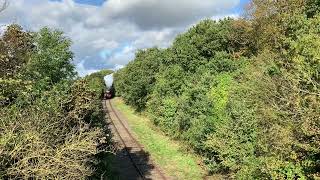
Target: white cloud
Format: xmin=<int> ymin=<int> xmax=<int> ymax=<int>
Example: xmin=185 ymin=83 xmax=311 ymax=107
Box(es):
xmin=113 ymin=64 xmax=124 ymax=71
xmin=76 ymin=60 xmax=99 ymax=77
xmin=0 ymin=0 xmax=240 ymax=76
xmin=108 ymin=45 xmax=136 ymax=66
xmin=212 ymin=13 xmax=240 ymax=21
xmin=103 ymin=0 xmax=240 ymax=29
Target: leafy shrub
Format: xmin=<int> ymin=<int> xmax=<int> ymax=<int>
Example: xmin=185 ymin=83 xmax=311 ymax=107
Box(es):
xmin=114 ymin=1 xmax=320 ymax=178
xmin=0 ymin=80 xmax=110 ymax=179
xmin=0 ymin=25 xmax=114 ymax=179
xmin=114 ymin=48 xmax=163 ymax=110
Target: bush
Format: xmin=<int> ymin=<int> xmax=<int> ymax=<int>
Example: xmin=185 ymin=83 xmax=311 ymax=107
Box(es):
xmin=114 ymin=48 xmax=163 ymax=110
xmin=114 ymin=2 xmax=320 ymax=178
xmin=0 ymin=80 xmax=111 ymax=179
xmin=0 ymin=25 xmax=114 ymax=179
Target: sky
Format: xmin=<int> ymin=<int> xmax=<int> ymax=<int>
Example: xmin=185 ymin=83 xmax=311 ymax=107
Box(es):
xmin=0 ymin=0 xmax=250 ymax=76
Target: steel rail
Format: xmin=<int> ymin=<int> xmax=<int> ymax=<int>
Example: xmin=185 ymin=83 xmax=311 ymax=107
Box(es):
xmin=104 ymin=100 xmax=145 ymax=179
xmin=107 ymin=99 xmax=167 ymax=180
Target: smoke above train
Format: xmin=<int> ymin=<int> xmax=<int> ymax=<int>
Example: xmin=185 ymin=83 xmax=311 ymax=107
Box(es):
xmin=104 ymin=73 xmax=113 ymax=89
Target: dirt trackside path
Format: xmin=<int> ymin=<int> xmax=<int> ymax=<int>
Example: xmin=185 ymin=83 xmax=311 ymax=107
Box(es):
xmin=103 ymin=99 xmax=168 ymax=180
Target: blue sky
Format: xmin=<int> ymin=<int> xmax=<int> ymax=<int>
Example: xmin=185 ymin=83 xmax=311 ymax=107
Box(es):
xmin=2 ymin=0 xmax=251 ymax=76
xmin=52 ymin=0 xmax=106 ymax=6
xmin=74 ymin=0 xmax=106 ymax=6
xmin=74 ymin=0 xmax=250 ymax=11
xmin=60 ymin=0 xmax=250 ymax=8
xmin=68 ymin=0 xmax=250 ymax=9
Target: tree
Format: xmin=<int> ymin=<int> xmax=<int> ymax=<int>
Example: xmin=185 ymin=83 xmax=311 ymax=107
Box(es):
xmin=114 ymin=48 xmax=163 ymax=110
xmin=114 ymin=1 xmax=320 ymax=178
xmin=24 ymin=27 xmax=76 ymax=88
xmin=0 ymin=25 xmax=34 ymax=105
xmin=0 ymin=24 xmax=33 ymax=78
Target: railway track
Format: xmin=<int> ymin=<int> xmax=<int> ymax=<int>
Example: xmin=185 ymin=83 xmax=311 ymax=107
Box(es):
xmin=104 ymin=99 xmax=168 ymax=180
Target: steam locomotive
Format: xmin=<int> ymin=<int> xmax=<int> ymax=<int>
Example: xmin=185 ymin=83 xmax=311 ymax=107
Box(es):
xmin=104 ymin=74 xmax=114 ymax=99
xmin=105 ymin=90 xmax=112 ymax=99
xmin=104 ymin=85 xmax=115 ymax=99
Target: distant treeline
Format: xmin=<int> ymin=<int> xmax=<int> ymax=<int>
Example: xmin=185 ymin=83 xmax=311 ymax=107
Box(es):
xmin=114 ymin=0 xmax=320 ymax=179
xmin=0 ymin=25 xmax=114 ymax=179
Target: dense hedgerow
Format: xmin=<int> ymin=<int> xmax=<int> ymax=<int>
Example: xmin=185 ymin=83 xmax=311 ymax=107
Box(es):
xmin=0 ymin=25 xmax=113 ymax=179
xmin=114 ymin=0 xmax=320 ymax=179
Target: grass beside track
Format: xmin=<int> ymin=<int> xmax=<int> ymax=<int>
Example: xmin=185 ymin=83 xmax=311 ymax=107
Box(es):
xmin=111 ymin=97 xmax=206 ymax=180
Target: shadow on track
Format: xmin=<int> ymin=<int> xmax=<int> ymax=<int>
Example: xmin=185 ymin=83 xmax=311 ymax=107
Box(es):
xmin=113 ymin=146 xmax=155 ymax=180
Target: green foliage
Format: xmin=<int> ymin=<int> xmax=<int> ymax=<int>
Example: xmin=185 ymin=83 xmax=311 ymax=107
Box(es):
xmin=114 ymin=1 xmax=320 ymax=179
xmin=114 ymin=48 xmax=163 ymax=110
xmin=84 ymin=69 xmax=113 ymax=98
xmin=0 ymin=80 xmax=113 ymax=179
xmin=0 ymin=24 xmax=34 ymax=105
xmin=306 ymin=0 xmax=320 ymax=17
xmin=0 ymin=26 xmax=114 ymax=179
xmin=24 ymin=27 xmax=76 ymax=89
xmin=0 ymin=24 xmax=33 ymax=78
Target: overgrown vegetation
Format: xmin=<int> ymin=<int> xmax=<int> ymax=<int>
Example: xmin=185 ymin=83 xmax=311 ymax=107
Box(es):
xmin=114 ymin=0 xmax=320 ymax=179
xmin=0 ymin=25 xmax=113 ymax=179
